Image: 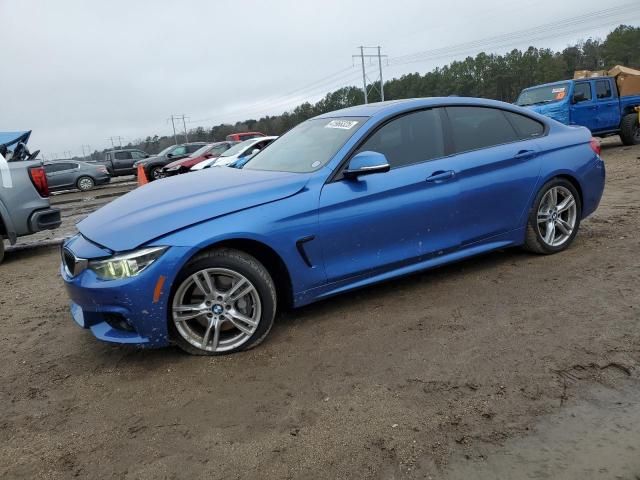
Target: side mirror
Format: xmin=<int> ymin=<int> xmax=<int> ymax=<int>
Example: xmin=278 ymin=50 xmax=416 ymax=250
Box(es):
xmin=343 ymin=151 xmax=390 ymax=180
xmin=144 ymin=153 xmax=150 ymax=158
xmin=167 ymin=153 xmax=174 ymax=158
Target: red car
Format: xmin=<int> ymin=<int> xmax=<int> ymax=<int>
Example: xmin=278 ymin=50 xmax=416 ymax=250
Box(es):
xmin=161 ymin=141 xmax=236 ymax=176
xmin=225 ymin=132 xmax=266 ymax=142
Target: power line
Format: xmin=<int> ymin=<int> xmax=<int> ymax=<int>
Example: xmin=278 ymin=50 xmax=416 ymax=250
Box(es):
xmin=387 ymin=3 xmax=640 ymax=68
xmin=107 ymin=136 xmax=124 ymax=149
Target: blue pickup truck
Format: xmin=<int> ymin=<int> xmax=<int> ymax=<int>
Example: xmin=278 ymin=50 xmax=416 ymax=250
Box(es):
xmin=515 ymin=76 xmax=640 ymax=145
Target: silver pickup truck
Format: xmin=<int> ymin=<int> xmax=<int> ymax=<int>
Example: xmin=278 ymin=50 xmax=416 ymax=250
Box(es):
xmin=0 ymin=131 xmax=61 ymax=263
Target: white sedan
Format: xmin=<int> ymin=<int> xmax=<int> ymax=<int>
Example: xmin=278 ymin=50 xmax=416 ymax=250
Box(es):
xmin=191 ymin=136 xmax=278 ymax=170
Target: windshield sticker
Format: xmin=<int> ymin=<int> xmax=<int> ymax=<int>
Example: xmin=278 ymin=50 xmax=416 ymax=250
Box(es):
xmin=325 ymin=120 xmax=359 ymax=130
xmin=552 ymin=87 xmax=566 ymax=100
xmin=311 ymin=160 xmax=321 ymax=168
xmin=551 ymin=87 xmax=565 ymax=93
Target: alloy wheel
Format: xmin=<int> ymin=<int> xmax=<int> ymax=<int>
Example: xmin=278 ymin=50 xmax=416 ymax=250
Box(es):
xmin=171 ymin=268 xmax=262 ymax=353
xmin=536 ymin=186 xmax=577 ymax=247
xmin=78 ymin=177 xmax=94 ymax=191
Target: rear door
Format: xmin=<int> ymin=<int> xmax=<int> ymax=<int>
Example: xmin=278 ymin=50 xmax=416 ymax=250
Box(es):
xmin=129 ymin=151 xmax=147 ymax=174
xmin=444 ymin=106 xmax=543 ymax=245
xmin=594 ymin=79 xmax=620 ymax=131
xmin=318 ymin=108 xmax=460 ymax=282
xmin=570 ymin=82 xmax=598 ymax=131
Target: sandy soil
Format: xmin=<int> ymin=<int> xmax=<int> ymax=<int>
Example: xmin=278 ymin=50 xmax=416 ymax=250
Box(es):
xmin=1 ymin=141 xmax=639 ymax=479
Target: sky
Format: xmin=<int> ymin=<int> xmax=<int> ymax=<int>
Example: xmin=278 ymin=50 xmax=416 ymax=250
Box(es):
xmin=0 ymin=0 xmax=638 ymax=157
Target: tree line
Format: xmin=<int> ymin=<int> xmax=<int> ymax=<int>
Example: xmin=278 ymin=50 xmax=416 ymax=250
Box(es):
xmin=86 ymin=24 xmax=639 ymax=160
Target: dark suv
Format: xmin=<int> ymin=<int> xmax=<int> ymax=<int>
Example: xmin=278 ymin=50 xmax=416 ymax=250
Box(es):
xmin=101 ymin=149 xmax=148 ymax=177
xmin=134 ymin=143 xmax=207 ymax=181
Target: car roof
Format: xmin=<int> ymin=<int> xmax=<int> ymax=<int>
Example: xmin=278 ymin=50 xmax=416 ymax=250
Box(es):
xmin=520 ymin=77 xmax=615 ymax=91
xmin=314 ymin=96 xmax=547 ymax=119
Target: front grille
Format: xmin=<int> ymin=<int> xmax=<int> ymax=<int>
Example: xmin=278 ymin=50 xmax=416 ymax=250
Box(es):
xmin=61 ymin=247 xmax=88 ymax=277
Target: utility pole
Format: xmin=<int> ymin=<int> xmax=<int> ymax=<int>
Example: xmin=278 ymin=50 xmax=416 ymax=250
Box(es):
xmin=81 ymin=144 xmax=91 ymax=161
xmin=352 ymin=46 xmax=387 ymax=104
xmin=107 ymin=136 xmax=124 ymax=149
xmin=181 ymin=114 xmax=189 ymax=143
xmin=378 ymin=46 xmax=384 ymax=102
xmin=167 ymin=115 xmax=179 ymax=145
xmin=168 ymin=114 xmax=189 ymax=143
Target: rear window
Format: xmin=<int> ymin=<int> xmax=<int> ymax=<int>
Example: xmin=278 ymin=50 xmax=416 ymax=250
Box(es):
xmin=446 ymin=107 xmax=519 ymax=153
xmin=504 ymin=112 xmax=545 ymax=139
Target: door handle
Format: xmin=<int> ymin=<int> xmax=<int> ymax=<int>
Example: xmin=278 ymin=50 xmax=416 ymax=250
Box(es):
xmin=514 ymin=149 xmax=537 ymax=160
xmin=426 ymin=170 xmax=455 ymax=182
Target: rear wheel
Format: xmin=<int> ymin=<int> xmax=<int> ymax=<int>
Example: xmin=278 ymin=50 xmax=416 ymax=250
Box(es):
xmin=76 ymin=176 xmax=95 ymax=191
xmin=0 ymin=238 xmax=5 ymax=264
xmin=524 ymin=178 xmax=581 ymax=254
xmin=168 ymin=248 xmax=277 ymax=355
xmin=620 ymin=113 xmax=640 ymax=146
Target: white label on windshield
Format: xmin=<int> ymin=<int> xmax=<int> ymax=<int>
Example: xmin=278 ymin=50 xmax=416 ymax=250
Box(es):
xmin=325 ymin=120 xmax=359 ymax=130
xmin=551 ymin=88 xmax=565 ymax=93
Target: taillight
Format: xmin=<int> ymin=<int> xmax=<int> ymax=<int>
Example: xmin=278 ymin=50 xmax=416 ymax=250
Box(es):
xmin=590 ymin=137 xmax=601 ymax=156
xmin=29 ymin=166 xmax=50 ymax=197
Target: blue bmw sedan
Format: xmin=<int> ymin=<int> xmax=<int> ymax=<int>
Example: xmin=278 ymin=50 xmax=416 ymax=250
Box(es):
xmin=61 ymin=97 xmax=605 ymax=355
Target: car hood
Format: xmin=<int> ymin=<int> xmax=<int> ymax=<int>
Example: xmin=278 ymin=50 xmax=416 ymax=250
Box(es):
xmin=525 ymin=102 xmax=569 ymax=124
xmin=78 ymin=167 xmax=311 ymax=251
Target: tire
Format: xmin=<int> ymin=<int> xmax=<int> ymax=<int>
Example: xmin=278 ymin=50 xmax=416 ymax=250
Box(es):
xmin=620 ymin=113 xmax=640 ymax=146
xmin=149 ymin=166 xmax=163 ymax=181
xmin=0 ymin=239 xmax=4 ymax=265
xmin=168 ymin=248 xmax=277 ymax=355
xmin=524 ymin=178 xmax=582 ymax=254
xmin=76 ymin=176 xmax=95 ymax=191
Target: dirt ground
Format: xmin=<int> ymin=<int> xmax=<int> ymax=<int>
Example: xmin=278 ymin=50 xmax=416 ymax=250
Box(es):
xmin=1 ymin=141 xmax=639 ymax=479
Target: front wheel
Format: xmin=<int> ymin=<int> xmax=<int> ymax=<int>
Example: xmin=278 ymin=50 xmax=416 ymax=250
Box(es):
xmin=76 ymin=176 xmax=95 ymax=191
xmin=524 ymin=178 xmax=582 ymax=254
xmin=0 ymin=239 xmax=4 ymax=264
xmin=620 ymin=113 xmax=640 ymax=146
xmin=149 ymin=166 xmax=163 ymax=181
xmin=168 ymin=248 xmax=277 ymax=355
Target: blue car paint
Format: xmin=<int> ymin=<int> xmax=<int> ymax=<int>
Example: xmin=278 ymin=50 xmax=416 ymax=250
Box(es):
xmin=521 ymin=77 xmax=640 ymax=134
xmin=61 ymin=97 xmax=605 ymax=348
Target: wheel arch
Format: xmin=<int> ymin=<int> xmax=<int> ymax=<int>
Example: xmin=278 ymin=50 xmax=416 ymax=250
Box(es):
xmin=186 ymin=238 xmax=294 ymax=309
xmin=554 ymin=173 xmax=584 ymax=209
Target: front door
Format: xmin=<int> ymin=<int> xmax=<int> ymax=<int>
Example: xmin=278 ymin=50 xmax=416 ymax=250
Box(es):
xmin=318 ymin=108 xmax=459 ymax=283
xmin=570 ymin=82 xmax=598 ymax=132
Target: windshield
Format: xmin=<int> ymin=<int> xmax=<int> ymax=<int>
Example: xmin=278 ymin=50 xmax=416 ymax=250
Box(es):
xmin=156 ymin=145 xmax=175 ymax=156
xmin=243 ymin=117 xmax=367 ymax=173
xmin=189 ymin=144 xmax=213 ymax=158
xmin=516 ymin=83 xmax=570 ymax=106
xmin=219 ymin=139 xmax=259 ymax=157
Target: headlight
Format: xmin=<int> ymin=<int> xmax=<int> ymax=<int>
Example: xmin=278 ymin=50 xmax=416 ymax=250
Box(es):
xmin=89 ymin=246 xmax=167 ymax=280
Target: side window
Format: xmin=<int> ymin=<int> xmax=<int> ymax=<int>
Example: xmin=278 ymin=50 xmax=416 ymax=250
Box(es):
xmin=105 ymin=153 xmax=111 ymax=161
xmin=114 ymin=151 xmax=132 ymax=160
xmin=186 ymin=145 xmax=202 ymax=154
xmin=210 ymin=144 xmax=230 ymax=155
xmin=356 ymin=109 xmax=445 ymax=168
xmin=504 ymin=112 xmax=545 ymax=139
xmin=171 ymin=146 xmax=187 ymax=156
xmin=44 ymin=164 xmax=56 ymax=174
xmin=446 ymin=107 xmax=519 ymax=153
xmin=131 ymin=151 xmax=147 ymax=159
xmin=595 ymin=80 xmax=612 ymax=99
xmin=574 ymin=83 xmax=592 ymax=101
xmin=56 ymin=162 xmax=76 ymax=171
